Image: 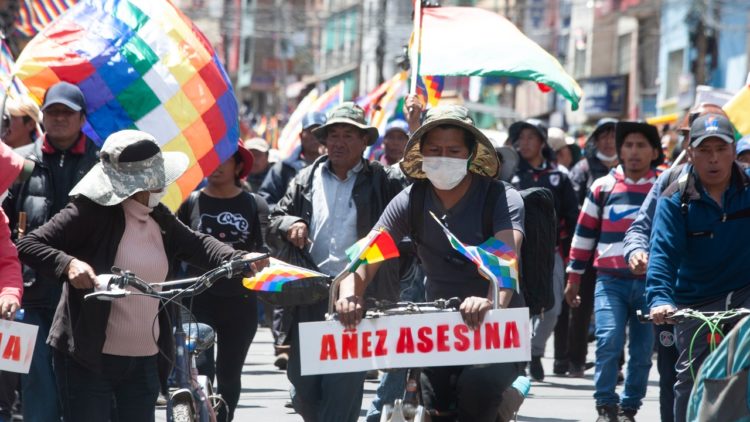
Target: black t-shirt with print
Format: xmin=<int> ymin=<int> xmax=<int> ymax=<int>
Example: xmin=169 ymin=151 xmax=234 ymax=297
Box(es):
xmin=177 ymin=191 xmax=265 ymax=297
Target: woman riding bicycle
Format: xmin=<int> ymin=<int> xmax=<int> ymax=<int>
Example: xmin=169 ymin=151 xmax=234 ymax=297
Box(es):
xmin=176 ymin=140 xmax=267 ymax=421
xmin=16 ymin=130 xmax=268 ymax=422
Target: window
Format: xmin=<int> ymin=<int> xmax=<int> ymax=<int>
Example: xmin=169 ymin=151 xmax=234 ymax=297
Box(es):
xmin=617 ymin=33 xmax=631 ymax=75
xmin=665 ymin=49 xmax=684 ymax=99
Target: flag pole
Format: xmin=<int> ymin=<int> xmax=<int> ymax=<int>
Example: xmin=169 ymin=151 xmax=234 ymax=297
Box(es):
xmin=409 ymin=0 xmax=423 ymax=96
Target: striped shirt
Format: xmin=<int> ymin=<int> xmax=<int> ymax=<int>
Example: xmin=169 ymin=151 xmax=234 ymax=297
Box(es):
xmin=567 ymin=166 xmax=657 ymax=283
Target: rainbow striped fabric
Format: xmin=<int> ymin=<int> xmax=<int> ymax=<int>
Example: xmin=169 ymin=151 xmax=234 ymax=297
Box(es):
xmin=345 ymin=229 xmax=400 ymax=273
xmin=13 ymin=0 xmax=240 ymax=210
xmin=243 ymin=258 xmax=329 ymax=292
xmin=430 ymin=212 xmax=519 ymax=291
xmin=275 ymin=82 xmax=344 ymax=159
xmin=0 ymin=41 xmax=29 ymax=98
xmin=725 ymin=83 xmax=750 ymax=137
xmin=416 ymin=75 xmax=444 ymax=108
xmin=16 ymin=0 xmax=79 ymax=38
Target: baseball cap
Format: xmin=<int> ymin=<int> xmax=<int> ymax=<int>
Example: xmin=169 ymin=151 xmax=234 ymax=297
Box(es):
xmin=737 ymin=135 xmax=750 ymax=156
xmin=244 ymin=137 xmax=270 ymax=153
xmin=384 ymin=119 xmax=409 ymax=137
xmin=42 ymin=82 xmax=86 ymax=113
xmin=301 ymin=111 xmax=326 ymax=130
xmin=690 ymin=113 xmax=736 ymax=147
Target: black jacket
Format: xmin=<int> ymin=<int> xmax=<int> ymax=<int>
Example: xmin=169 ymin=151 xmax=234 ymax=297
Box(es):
xmin=269 ymin=156 xmax=405 ymax=305
xmin=3 ymin=136 xmax=99 ymax=308
xmin=16 ymin=197 xmax=243 ymax=392
xmin=258 ymin=155 xmax=309 ymax=207
xmin=569 ymin=155 xmax=612 ymax=206
xmin=512 ymin=159 xmax=579 ymax=240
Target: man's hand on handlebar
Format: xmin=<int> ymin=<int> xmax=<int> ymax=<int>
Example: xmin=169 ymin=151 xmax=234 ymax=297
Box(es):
xmin=650 ymin=304 xmax=677 ymax=325
xmin=460 ymin=296 xmax=493 ymax=330
xmin=241 ymin=252 xmax=270 ymax=275
xmin=336 ymin=295 xmax=364 ymax=331
xmin=66 ymin=258 xmax=97 ymax=289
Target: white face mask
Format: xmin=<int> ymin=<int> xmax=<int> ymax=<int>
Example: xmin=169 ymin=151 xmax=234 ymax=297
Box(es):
xmin=596 ymin=151 xmax=618 ymax=163
xmin=422 ymin=156 xmax=469 ymax=190
xmin=147 ymin=190 xmax=167 ymax=208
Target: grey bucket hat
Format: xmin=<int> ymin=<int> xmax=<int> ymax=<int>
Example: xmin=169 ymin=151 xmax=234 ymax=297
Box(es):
xmin=312 ymin=102 xmax=379 ymax=146
xmin=400 ymin=105 xmax=499 ymax=179
xmin=69 ymin=130 xmax=189 ymax=206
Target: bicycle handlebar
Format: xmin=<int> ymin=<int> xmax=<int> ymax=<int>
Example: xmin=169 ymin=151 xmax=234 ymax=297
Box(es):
xmin=636 ymin=308 xmax=750 ymax=324
xmin=84 ymin=254 xmax=270 ymax=302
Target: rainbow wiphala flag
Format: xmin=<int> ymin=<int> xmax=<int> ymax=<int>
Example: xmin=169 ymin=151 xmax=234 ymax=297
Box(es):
xmin=430 ymin=212 xmax=519 ymax=291
xmin=345 ymin=229 xmax=400 ymax=273
xmin=243 ymin=258 xmax=329 ymax=292
xmin=13 ymin=0 xmax=240 ymax=211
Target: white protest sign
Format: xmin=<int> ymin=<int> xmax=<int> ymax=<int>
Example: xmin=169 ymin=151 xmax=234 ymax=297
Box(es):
xmin=0 ymin=319 xmax=37 ymax=374
xmin=299 ymin=308 xmax=530 ymax=376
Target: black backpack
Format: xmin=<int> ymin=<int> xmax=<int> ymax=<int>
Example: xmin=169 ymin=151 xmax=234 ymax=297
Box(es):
xmin=409 ymin=179 xmax=557 ymax=315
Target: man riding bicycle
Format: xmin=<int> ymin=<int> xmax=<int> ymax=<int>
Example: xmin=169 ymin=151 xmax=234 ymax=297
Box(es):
xmin=647 ymin=113 xmax=750 ymax=422
xmin=336 ymin=105 xmax=525 ymax=421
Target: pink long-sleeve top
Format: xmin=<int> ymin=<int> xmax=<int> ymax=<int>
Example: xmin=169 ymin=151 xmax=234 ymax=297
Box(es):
xmin=0 ymin=142 xmax=25 ymax=303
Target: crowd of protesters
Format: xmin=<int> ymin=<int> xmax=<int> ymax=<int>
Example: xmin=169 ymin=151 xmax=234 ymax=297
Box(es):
xmin=1 ymin=78 xmax=749 ymax=422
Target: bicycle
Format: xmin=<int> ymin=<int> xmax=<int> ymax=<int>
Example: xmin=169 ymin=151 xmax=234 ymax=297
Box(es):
xmin=326 ymin=273 xmax=520 ymax=422
xmin=85 ymin=255 xmax=268 ymax=422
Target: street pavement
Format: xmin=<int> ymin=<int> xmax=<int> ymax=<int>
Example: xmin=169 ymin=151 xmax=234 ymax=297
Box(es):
xmin=157 ymin=326 xmax=661 ymax=421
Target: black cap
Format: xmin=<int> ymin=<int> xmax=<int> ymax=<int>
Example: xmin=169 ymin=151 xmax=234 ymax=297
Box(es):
xmin=42 ymin=82 xmax=86 ymax=113
xmin=690 ymin=113 xmax=735 ymax=147
xmin=615 ymin=121 xmax=664 ymax=167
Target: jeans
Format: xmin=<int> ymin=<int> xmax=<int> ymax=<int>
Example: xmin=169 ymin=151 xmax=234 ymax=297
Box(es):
xmin=593 ymin=275 xmax=653 ymax=410
xmin=53 ymin=351 xmax=160 ymax=422
xmin=21 ymin=307 xmax=60 ymax=422
xmin=191 ymin=292 xmax=257 ymax=421
xmin=287 ymin=302 xmax=367 ymax=422
xmin=655 ymin=324 xmax=678 ymax=422
xmin=531 ymin=253 xmax=564 ymax=357
xmin=672 ymin=285 xmax=750 ymax=422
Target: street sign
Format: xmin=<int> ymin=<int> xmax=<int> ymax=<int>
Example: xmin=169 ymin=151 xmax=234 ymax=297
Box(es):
xmin=299 ymin=308 xmax=530 ymax=376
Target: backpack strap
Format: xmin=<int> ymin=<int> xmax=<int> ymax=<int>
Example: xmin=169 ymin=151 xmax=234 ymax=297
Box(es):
xmin=186 ymin=190 xmax=201 ymax=230
xmin=482 ymin=180 xmax=505 ymax=239
xmin=408 ymin=180 xmax=429 ymax=247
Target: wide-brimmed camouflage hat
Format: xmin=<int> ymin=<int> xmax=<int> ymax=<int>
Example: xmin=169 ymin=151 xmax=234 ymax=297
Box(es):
xmin=312 ymin=102 xmax=379 ymax=145
xmin=400 ymin=105 xmax=499 ymax=179
xmin=69 ymin=130 xmax=189 ymax=206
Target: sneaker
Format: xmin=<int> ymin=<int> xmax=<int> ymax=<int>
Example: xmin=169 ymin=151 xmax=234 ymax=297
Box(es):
xmin=618 ymin=408 xmax=637 ymax=422
xmin=497 ymin=377 xmax=530 ymax=422
xmin=595 ymin=405 xmax=619 ymax=422
xmin=568 ymin=361 xmax=595 ymax=378
xmin=553 ymin=359 xmax=568 ymax=375
xmin=274 ymin=352 xmax=289 ymax=370
xmin=155 ymin=393 xmax=167 ymax=406
xmin=529 ymin=356 xmax=544 ymax=381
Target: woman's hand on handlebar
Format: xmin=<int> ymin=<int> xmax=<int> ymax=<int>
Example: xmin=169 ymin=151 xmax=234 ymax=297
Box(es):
xmin=241 ymin=252 xmax=270 ymax=275
xmin=66 ymin=258 xmax=97 ymax=289
xmin=650 ymin=304 xmax=677 ymax=325
xmin=460 ymin=296 xmax=492 ymax=330
xmin=336 ymin=295 xmax=364 ymax=331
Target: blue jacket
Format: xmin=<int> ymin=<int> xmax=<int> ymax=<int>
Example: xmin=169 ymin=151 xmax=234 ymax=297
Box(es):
xmin=647 ymin=163 xmax=750 ymax=308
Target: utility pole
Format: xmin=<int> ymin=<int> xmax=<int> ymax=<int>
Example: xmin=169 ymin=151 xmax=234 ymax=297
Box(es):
xmin=376 ymin=0 xmax=387 ymax=85
xmin=274 ymin=0 xmax=288 ymax=115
